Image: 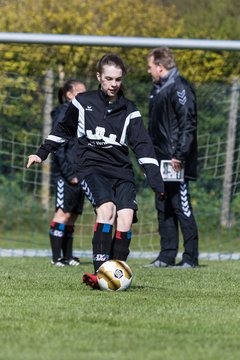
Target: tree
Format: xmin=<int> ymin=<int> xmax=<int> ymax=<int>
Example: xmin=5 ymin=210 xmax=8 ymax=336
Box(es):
xmin=159 ymin=0 xmax=240 ymax=40
xmin=0 ymin=0 xmax=182 ymax=76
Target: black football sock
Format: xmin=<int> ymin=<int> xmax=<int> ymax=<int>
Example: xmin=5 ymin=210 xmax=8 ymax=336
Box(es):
xmin=92 ymin=222 xmax=113 ymax=274
xmin=112 ymin=230 xmax=132 ymax=261
xmin=49 ymin=221 xmax=65 ymax=262
xmin=62 ymin=225 xmax=74 ymax=259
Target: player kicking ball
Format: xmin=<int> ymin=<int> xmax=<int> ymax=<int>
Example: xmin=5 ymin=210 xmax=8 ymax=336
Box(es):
xmin=26 ymin=53 xmax=165 ymax=289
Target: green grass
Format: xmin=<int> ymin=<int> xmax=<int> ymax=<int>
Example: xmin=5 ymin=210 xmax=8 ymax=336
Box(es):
xmin=1 ymin=258 xmax=240 ymax=360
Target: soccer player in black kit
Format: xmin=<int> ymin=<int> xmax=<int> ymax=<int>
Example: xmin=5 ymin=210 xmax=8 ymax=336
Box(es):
xmin=49 ymin=79 xmax=86 ymax=267
xmin=27 ymin=54 xmax=165 ymax=289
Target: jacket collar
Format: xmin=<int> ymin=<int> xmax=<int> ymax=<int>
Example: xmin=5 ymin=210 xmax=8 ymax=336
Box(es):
xmin=159 ymin=66 xmax=179 ymax=86
xmin=152 ymin=67 xmax=179 ymax=95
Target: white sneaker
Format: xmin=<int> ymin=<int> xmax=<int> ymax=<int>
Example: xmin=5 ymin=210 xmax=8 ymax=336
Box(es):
xmin=143 ymin=259 xmax=171 ymax=268
xmin=66 ymin=257 xmax=80 ymax=266
xmin=51 ymin=258 xmax=66 ymax=267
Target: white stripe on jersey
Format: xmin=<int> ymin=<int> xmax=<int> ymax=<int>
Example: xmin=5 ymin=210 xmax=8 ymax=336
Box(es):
xmin=138 ymin=157 xmax=159 ymax=166
xmin=120 ymin=110 xmax=141 ymax=145
xmin=72 ymin=97 xmax=85 ymax=137
xmin=46 ymin=135 xmax=65 ymax=143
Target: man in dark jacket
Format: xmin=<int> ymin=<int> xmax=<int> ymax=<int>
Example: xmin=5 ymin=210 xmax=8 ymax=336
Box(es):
xmin=145 ymin=47 xmax=199 ymax=268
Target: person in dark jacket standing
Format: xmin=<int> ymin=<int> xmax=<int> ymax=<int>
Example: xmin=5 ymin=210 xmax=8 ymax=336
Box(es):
xmin=49 ymin=79 xmax=86 ymax=266
xmin=144 ymin=47 xmax=199 ymax=268
xmin=26 ymin=53 xmax=165 ymax=288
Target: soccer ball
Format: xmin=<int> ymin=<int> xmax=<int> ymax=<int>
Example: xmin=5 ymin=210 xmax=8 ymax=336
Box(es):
xmin=97 ymin=260 xmax=133 ymax=291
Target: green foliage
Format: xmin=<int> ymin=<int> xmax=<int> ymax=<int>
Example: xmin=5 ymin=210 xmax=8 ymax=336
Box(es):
xmin=160 ymin=0 xmax=240 ymax=40
xmin=0 ymin=0 xmax=239 ymax=84
xmin=0 ymin=0 xmax=182 ymax=78
xmin=0 ymin=72 xmax=44 ymax=139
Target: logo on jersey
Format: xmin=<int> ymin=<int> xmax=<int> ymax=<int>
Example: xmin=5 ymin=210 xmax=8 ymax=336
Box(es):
xmin=86 ymin=126 xmax=121 ymax=147
xmin=85 ymin=105 xmax=93 ymax=111
xmin=177 ymin=89 xmax=187 ymax=105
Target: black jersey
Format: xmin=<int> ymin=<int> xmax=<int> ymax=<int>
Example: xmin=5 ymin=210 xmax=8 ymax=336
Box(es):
xmin=50 ymin=101 xmax=78 ymax=183
xmin=36 ymin=88 xmax=164 ymax=193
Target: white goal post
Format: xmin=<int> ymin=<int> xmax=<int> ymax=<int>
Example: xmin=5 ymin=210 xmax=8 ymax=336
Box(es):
xmin=0 ymin=32 xmax=240 ymax=50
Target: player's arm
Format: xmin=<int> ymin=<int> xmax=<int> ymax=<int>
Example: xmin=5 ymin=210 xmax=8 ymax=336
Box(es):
xmin=127 ymin=109 xmax=165 ymax=196
xmin=26 ymin=103 xmax=79 ymax=168
xmin=171 ymin=82 xmax=197 ymax=162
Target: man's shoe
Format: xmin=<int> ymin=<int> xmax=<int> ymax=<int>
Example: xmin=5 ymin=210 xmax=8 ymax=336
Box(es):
xmin=174 ymin=261 xmax=198 ymax=269
xmin=143 ymin=259 xmax=172 ymax=268
xmin=82 ymin=272 xmax=100 ymax=290
xmin=51 ymin=258 xmax=67 ymax=267
xmin=66 ymin=257 xmax=80 ymax=266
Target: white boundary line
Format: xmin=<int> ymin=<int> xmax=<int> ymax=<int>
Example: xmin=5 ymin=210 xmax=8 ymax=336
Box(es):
xmin=1 ymin=249 xmax=240 ymax=260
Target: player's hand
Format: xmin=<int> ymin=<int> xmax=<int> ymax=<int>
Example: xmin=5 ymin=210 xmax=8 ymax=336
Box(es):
xmin=26 ymin=154 xmax=42 ymax=168
xmin=69 ymin=177 xmax=79 ymax=185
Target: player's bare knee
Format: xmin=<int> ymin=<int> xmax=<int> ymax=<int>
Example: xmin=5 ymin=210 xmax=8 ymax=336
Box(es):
xmin=116 ymin=209 xmax=134 ymax=231
xmin=53 ymin=208 xmax=71 ymax=224
xmin=96 ymin=202 xmax=116 ymax=224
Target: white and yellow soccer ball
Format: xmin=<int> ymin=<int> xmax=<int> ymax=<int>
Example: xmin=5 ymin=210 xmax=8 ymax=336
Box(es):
xmin=97 ymin=260 xmax=133 ymax=291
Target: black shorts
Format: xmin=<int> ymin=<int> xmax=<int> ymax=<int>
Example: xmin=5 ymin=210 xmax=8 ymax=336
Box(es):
xmin=81 ymin=174 xmax=138 ymax=221
xmin=54 ymin=177 xmax=85 ymax=214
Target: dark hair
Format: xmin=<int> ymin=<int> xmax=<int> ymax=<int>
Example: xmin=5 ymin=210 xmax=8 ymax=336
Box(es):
xmin=58 ymin=79 xmax=84 ymax=104
xmin=96 ymin=53 xmax=127 ymax=76
xmin=148 ymin=47 xmax=176 ymax=70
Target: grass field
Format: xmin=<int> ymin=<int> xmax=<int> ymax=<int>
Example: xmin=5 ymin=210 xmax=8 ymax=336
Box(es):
xmin=1 ymin=258 xmax=240 ymax=360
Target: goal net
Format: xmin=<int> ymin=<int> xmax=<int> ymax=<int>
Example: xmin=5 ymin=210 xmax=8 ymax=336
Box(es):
xmin=0 ymin=41 xmax=240 ymax=260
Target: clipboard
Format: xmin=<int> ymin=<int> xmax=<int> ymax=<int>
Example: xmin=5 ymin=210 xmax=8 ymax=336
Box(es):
xmin=160 ymin=160 xmax=184 ymax=182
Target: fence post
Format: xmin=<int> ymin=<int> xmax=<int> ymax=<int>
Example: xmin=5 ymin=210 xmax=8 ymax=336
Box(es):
xmin=220 ymin=78 xmax=239 ymax=227
xmin=41 ymin=69 xmax=54 ymax=210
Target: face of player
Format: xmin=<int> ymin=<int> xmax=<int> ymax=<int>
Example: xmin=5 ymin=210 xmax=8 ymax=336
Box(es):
xmin=97 ymin=64 xmax=123 ymax=101
xmin=147 ymin=55 xmax=162 ymax=83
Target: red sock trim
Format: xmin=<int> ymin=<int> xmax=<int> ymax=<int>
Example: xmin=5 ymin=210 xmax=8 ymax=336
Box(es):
xmin=115 ymin=230 xmax=122 ymax=239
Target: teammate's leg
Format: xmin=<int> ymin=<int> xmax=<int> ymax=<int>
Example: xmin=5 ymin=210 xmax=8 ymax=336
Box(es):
xmin=49 ymin=216 xmax=66 ymax=266
xmin=63 ymin=186 xmax=85 ymax=266
xmin=62 ymin=213 xmax=80 ymax=266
